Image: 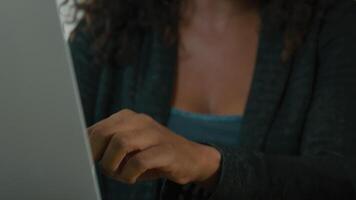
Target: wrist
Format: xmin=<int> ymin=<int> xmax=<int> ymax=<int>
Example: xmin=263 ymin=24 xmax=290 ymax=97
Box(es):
xmin=195 ymin=144 xmax=221 ymax=189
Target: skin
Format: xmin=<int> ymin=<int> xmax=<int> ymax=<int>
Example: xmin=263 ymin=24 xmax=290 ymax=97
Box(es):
xmin=89 ymin=109 xmax=221 ymax=185
xmin=174 ymin=0 xmax=260 ymax=115
xmin=89 ymin=0 xmax=260 ymax=189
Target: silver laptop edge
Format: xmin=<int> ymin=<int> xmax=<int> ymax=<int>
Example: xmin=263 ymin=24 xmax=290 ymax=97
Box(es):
xmin=0 ymin=1 xmax=101 ymax=199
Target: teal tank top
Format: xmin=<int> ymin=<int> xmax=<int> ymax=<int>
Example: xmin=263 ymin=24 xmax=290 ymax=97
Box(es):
xmin=167 ymin=108 xmax=243 ymax=146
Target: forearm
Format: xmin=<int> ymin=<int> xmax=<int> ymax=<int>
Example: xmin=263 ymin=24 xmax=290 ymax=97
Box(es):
xmin=208 ymin=146 xmax=354 ymax=200
xmin=160 ymin=146 xmax=354 ymax=200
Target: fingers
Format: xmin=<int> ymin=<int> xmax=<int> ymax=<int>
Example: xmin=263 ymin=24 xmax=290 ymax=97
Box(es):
xmin=88 ymin=109 xmax=136 ymax=136
xmin=89 ymin=130 xmax=113 ymax=161
xmin=88 ymin=109 xmax=137 ymax=160
xmin=88 ymin=109 xmax=154 ymax=161
xmin=86 ymin=109 xmax=173 ymax=184
xmin=100 ymin=129 xmax=160 ymax=173
xmin=116 ymin=145 xmax=172 ymax=184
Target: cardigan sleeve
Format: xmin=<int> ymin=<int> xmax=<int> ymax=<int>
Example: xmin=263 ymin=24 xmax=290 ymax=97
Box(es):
xmin=161 ymin=1 xmax=356 ymax=200
xmin=68 ymin=22 xmax=101 ymax=126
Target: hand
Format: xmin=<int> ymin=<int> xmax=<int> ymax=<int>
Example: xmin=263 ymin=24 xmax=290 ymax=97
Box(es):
xmin=87 ymin=109 xmax=221 ymax=186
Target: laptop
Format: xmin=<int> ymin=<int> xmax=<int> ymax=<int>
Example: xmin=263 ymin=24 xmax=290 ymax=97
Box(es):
xmin=0 ymin=1 xmax=101 ymax=199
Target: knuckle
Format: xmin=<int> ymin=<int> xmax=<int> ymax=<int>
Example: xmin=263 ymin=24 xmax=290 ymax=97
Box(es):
xmin=101 ymin=164 xmax=114 ymax=174
xmin=126 ymin=179 xmax=136 ymax=185
xmin=115 ymin=172 xmax=137 ymax=185
xmin=112 ymin=134 xmax=132 ymax=150
xmin=100 ymin=165 xmax=115 ymax=177
xmin=120 ymin=108 xmax=134 ymax=114
xmin=176 ymin=177 xmax=190 ymax=185
xmin=121 ymin=176 xmax=136 ymax=185
xmin=114 ymin=109 xmax=135 ymax=118
xmin=131 ymin=155 xmax=148 ymax=170
xmin=89 ymin=126 xmax=104 ymax=137
xmin=137 ymin=113 xmax=154 ymax=123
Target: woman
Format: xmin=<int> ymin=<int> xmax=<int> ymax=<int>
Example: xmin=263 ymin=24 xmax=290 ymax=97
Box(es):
xmin=68 ymin=0 xmax=356 ymax=199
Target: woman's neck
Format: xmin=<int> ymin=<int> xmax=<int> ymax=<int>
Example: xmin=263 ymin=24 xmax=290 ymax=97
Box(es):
xmin=181 ymin=0 xmax=259 ymax=32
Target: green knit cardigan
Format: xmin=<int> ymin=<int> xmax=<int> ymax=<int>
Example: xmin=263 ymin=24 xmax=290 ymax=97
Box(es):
xmin=69 ymin=1 xmax=356 ymax=199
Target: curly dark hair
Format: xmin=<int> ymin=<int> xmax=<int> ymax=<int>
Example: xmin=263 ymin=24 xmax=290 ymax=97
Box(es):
xmin=65 ymin=0 xmax=335 ymax=66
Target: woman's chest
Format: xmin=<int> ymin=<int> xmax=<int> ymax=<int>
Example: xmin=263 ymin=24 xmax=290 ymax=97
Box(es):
xmin=100 ymin=24 xmax=318 ymax=154
xmin=172 ymin=29 xmax=259 ymax=115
